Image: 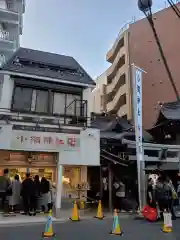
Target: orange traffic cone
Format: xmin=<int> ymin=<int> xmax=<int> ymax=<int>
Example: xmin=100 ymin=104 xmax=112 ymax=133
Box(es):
xmin=110 ymin=209 xmax=123 ymax=236
xmin=70 ymin=200 xmax=80 ymax=221
xmin=162 ymin=209 xmax=172 ymax=233
xmin=41 ymin=210 xmax=56 ymax=239
xmin=94 ymin=200 xmax=104 ymax=220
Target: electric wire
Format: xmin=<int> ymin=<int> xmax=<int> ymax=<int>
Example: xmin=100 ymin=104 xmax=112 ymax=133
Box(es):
xmin=143 ymin=6 xmax=180 ymax=100
xmin=167 ymin=0 xmax=180 ymax=18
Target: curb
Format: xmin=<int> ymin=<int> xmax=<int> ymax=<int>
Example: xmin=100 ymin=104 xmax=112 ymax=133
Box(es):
xmin=0 ymin=219 xmax=67 ymax=227
xmin=0 ymin=212 xmax=133 ymax=227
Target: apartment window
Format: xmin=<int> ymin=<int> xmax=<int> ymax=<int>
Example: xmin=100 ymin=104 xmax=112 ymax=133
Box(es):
xmin=12 ymin=87 xmax=33 ymax=111
xmin=66 ymin=94 xmax=81 ymax=115
xmin=35 ymin=90 xmax=49 ymax=113
xmin=53 ymin=92 xmax=66 ymax=114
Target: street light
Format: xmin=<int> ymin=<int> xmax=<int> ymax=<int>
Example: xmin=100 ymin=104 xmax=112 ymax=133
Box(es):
xmin=138 ymin=0 xmax=180 ymax=101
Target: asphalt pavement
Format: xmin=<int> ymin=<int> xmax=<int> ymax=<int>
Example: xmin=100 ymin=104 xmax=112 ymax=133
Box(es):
xmin=1 ymin=216 xmax=180 ymax=240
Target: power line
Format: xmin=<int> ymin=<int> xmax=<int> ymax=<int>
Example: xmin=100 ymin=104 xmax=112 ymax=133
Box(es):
xmin=144 ymin=7 xmax=180 ymax=100
xmin=138 ymin=0 xmax=180 ymax=100
xmin=167 ymin=0 xmax=180 ymax=18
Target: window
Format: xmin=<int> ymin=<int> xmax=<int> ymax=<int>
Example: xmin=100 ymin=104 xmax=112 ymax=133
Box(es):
xmin=66 ymin=94 xmax=81 ymax=116
xmin=35 ymin=90 xmax=49 ymax=113
xmin=53 ymin=92 xmax=66 ymax=114
xmin=12 ymin=87 xmax=33 ymax=111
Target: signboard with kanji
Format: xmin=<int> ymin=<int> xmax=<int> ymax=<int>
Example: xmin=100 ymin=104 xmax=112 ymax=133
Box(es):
xmin=10 ymin=131 xmax=80 ymax=152
xmin=7 ymin=128 xmax=100 ymax=166
xmin=134 ymin=66 xmax=143 ymax=159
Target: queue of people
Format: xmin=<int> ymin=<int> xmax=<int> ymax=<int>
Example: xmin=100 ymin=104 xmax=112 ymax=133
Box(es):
xmin=0 ymin=168 xmax=55 ymax=215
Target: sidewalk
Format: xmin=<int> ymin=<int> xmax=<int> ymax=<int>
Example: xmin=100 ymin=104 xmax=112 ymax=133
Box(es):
xmin=0 ymin=209 xmax=132 ymax=226
xmin=0 ymin=210 xmax=105 ymax=226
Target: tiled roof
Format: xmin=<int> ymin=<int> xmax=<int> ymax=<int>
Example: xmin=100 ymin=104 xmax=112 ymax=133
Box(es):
xmin=2 ymin=47 xmax=95 ymax=86
xmin=160 ymin=101 xmax=180 ymax=120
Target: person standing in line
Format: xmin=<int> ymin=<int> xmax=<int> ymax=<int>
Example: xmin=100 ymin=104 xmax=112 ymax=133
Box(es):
xmin=21 ymin=173 xmax=36 ymax=216
xmin=34 ymin=175 xmax=41 ymax=212
xmin=40 ymin=177 xmax=51 ymax=213
xmin=9 ymin=174 xmax=21 ymax=213
xmin=0 ymin=169 xmax=11 ymax=212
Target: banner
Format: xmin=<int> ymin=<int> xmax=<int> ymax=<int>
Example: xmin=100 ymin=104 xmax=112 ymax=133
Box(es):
xmin=135 ymin=67 xmax=143 ymax=158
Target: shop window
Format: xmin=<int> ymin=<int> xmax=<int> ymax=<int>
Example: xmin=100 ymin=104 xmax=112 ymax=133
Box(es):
xmin=53 ymin=92 xmax=66 ymax=114
xmin=35 ymin=89 xmax=49 ymax=113
xmin=62 ymin=167 xmax=81 ymax=198
xmin=12 ymin=86 xmax=33 ymax=111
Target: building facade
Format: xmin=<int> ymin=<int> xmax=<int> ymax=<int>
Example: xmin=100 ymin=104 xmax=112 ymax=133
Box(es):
xmin=0 ymin=0 xmax=25 ymax=66
xmin=105 ymin=22 xmax=132 ymax=120
xmin=0 ymin=47 xmax=100 ymax=212
xmin=129 ymin=3 xmax=180 ymax=129
xmin=90 ymin=72 xmax=107 ymax=114
xmin=93 ymin=4 xmax=180 ymax=128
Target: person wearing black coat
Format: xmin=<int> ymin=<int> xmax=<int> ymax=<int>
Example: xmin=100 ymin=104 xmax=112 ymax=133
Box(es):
xmin=40 ymin=177 xmax=51 ymax=212
xmin=21 ymin=173 xmax=36 ymax=216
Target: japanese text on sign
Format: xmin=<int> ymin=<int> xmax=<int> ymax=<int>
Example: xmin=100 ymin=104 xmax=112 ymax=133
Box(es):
xmin=16 ymin=135 xmax=80 ymax=148
xmin=135 ymin=68 xmax=143 ymax=155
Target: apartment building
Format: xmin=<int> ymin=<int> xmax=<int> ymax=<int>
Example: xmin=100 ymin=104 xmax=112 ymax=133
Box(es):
xmin=129 ymin=3 xmax=180 ymax=129
xmin=93 ymin=3 xmax=180 ymax=128
xmin=0 ymin=0 xmax=25 ymax=66
xmin=105 ymin=22 xmax=132 ymax=120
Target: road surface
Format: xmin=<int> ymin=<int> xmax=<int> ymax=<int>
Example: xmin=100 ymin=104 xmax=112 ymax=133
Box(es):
xmin=1 ymin=216 xmax=180 ymax=240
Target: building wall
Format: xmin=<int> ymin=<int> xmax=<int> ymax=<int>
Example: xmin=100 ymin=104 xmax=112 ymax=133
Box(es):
xmin=90 ymin=72 xmax=107 ymax=114
xmin=129 ymin=3 xmax=180 ymax=129
xmin=0 ymin=0 xmax=25 ymax=65
xmin=0 ymin=74 xmax=94 ymax=125
xmin=103 ymin=23 xmax=132 ymax=120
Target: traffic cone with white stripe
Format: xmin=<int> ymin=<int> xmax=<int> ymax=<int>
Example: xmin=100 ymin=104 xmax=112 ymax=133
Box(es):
xmin=110 ymin=209 xmax=123 ymax=236
xmin=162 ymin=209 xmax=172 ymax=233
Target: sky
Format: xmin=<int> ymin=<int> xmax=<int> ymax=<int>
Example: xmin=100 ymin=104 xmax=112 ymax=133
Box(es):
xmin=21 ymin=0 xmax=167 ymax=79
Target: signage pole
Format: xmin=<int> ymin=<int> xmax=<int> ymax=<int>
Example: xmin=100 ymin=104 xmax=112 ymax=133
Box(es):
xmin=132 ymin=64 xmax=146 ymax=211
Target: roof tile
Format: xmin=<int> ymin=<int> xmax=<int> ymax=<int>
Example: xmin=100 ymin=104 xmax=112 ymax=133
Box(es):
xmin=2 ymin=47 xmax=95 ymax=86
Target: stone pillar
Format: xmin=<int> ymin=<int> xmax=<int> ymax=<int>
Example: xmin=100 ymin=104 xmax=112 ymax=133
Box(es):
xmin=55 ymin=153 xmax=63 ymax=218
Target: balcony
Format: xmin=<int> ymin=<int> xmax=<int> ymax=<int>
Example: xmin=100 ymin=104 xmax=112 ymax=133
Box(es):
xmin=0 ymin=99 xmax=89 ymax=128
xmin=106 ymin=22 xmax=131 ymax=63
xmin=106 ymin=50 xmax=126 ymax=82
xmin=0 ymin=8 xmax=19 ymax=25
xmin=106 ymin=36 xmax=125 ymax=63
xmin=106 ymin=84 xmax=128 ymax=113
xmin=106 ymin=65 xmax=126 ymax=93
xmin=106 ymin=73 xmax=126 ymax=104
xmin=0 ymin=29 xmax=15 ymax=51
